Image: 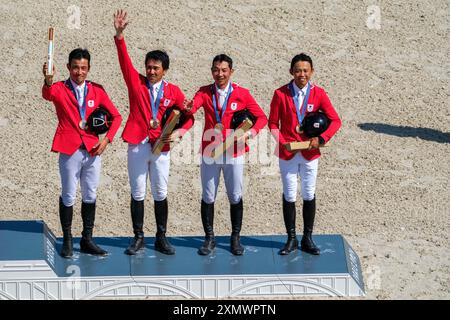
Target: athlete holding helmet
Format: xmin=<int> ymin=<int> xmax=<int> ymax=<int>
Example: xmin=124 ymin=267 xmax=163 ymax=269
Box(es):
xmin=268 ymin=53 xmax=342 ymax=256
xmin=42 ymin=48 xmax=122 ymax=258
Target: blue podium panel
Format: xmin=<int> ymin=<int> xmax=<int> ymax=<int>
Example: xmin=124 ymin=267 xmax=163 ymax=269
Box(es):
xmin=54 ymin=237 xmax=132 ymax=278
xmin=0 ymin=220 xmax=365 ymax=299
xmin=131 ymin=235 xmax=349 ymax=276
xmin=273 ymin=235 xmax=348 ymax=274
xmin=0 ymin=220 xmax=47 ymax=261
xmin=130 ymin=236 xmax=278 ymax=276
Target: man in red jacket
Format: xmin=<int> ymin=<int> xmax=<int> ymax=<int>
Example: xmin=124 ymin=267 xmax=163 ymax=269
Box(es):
xmin=185 ymin=54 xmax=268 ymax=256
xmin=113 ymin=10 xmax=194 ymax=256
xmin=42 ymin=48 xmax=122 ymax=258
xmin=268 ymin=53 xmax=341 ymax=256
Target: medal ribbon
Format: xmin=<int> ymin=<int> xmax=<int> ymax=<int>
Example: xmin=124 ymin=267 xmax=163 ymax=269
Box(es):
xmin=67 ymin=79 xmax=88 ymax=124
xmin=212 ymin=83 xmax=233 ymax=125
xmin=289 ymin=81 xmax=310 ymax=128
xmin=146 ymin=79 xmax=164 ymax=124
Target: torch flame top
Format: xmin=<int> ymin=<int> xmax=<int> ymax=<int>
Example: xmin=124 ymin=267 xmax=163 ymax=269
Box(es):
xmin=48 ymin=27 xmax=54 ymax=40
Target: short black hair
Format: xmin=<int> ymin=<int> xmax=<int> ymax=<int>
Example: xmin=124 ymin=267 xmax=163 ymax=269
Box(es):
xmin=212 ymin=54 xmax=233 ymax=70
xmin=68 ymin=48 xmax=91 ymax=66
xmin=290 ymin=53 xmax=313 ymax=70
xmin=145 ymin=50 xmax=170 ymax=70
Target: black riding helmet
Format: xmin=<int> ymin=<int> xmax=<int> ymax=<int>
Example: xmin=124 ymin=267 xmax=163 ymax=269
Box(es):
xmin=230 ymin=109 xmax=256 ymax=130
xmin=161 ymin=106 xmax=186 ymax=130
xmin=301 ymin=111 xmax=330 ymax=138
xmin=86 ymin=107 xmax=111 ymax=135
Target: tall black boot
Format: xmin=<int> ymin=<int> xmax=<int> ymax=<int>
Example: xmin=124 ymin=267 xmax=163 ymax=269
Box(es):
xmin=300 ymin=197 xmax=320 ymax=255
xmin=59 ymin=197 xmax=73 ymax=258
xmin=198 ymin=200 xmax=216 ymax=255
xmin=125 ymin=196 xmax=145 ymax=255
xmin=154 ymin=198 xmax=175 ymax=255
xmin=230 ymin=199 xmax=244 ymax=256
xmin=279 ymin=194 xmax=298 ymax=255
xmin=80 ymin=201 xmax=108 ymax=256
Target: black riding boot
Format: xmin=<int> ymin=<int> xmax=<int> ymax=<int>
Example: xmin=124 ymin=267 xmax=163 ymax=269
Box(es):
xmin=59 ymin=197 xmax=73 ymax=258
xmin=154 ymin=198 xmax=175 ymax=255
xmin=279 ymin=195 xmax=298 ymax=255
xmin=300 ymin=197 xmax=320 ymax=255
xmin=125 ymin=196 xmax=145 ymax=255
xmin=80 ymin=201 xmax=108 ymax=256
xmin=198 ymin=200 xmax=216 ymax=255
xmin=230 ymin=199 xmax=244 ymax=255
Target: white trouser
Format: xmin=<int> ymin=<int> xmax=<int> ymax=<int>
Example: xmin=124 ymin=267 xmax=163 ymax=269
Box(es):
xmin=279 ymin=152 xmax=319 ymax=202
xmin=127 ymin=143 xmax=170 ymax=202
xmin=59 ymin=149 xmax=101 ymax=207
xmin=201 ymin=155 xmax=244 ymax=205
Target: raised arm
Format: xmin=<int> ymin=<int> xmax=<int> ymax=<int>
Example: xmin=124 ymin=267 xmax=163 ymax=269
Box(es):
xmin=113 ymin=9 xmax=139 ymax=87
xmin=113 ymin=9 xmax=128 ymax=40
xmin=42 ymin=62 xmax=56 ymax=101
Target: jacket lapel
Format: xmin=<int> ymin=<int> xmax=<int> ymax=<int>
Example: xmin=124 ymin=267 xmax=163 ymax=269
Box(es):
xmin=64 ymin=79 xmax=84 ymax=126
xmin=222 ymin=83 xmax=236 ymax=117
xmin=84 ymin=82 xmax=95 ymax=119
xmin=64 ymin=79 xmax=79 ymax=108
xmin=285 ymin=83 xmax=297 ymax=115
xmin=140 ymin=76 xmax=152 ymax=123
xmin=159 ymin=81 xmax=169 ymax=117
xmin=305 ymin=84 xmax=316 ymax=112
xmin=286 ymin=82 xmax=316 ymax=115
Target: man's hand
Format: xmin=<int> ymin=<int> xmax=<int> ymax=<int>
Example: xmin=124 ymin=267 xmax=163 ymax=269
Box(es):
xmin=92 ymin=137 xmax=110 ymax=156
xmin=234 ymin=131 xmax=250 ymax=144
xmin=161 ymin=130 xmax=181 ymax=145
xmin=42 ymin=62 xmax=55 ymax=86
xmin=308 ymin=137 xmax=320 ymax=149
xmin=183 ymin=99 xmax=193 ymax=113
xmin=114 ymin=9 xmax=129 ymax=39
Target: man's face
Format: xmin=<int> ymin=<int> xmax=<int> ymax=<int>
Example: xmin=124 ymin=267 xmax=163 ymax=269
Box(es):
xmin=146 ymin=59 xmax=166 ymax=84
xmin=290 ymin=61 xmax=314 ymax=88
xmin=211 ymin=61 xmax=234 ymax=89
xmin=67 ymin=58 xmax=90 ymax=85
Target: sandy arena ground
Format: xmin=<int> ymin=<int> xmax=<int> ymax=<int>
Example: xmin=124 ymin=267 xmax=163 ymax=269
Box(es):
xmin=0 ymin=0 xmax=449 ymax=299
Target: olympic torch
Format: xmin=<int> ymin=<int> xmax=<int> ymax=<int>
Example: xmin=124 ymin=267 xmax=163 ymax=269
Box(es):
xmin=46 ymin=27 xmax=55 ymax=83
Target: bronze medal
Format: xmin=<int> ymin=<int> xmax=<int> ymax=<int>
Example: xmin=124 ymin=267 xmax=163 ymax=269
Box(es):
xmin=150 ymin=119 xmax=159 ymax=129
xmin=79 ymin=119 xmax=87 ymax=130
xmin=214 ymin=123 xmax=224 ymax=132
xmin=295 ymin=124 xmax=302 ymax=134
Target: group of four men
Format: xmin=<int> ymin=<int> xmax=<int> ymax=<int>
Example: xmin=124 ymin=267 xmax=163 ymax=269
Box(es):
xmin=42 ymin=10 xmax=341 ymax=260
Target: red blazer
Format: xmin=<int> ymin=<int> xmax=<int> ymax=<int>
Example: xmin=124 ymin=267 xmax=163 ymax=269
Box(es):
xmin=268 ymin=82 xmax=341 ymax=161
xmin=42 ymin=80 xmax=122 ymax=156
xmin=114 ymin=36 xmax=194 ymax=151
xmin=189 ymin=83 xmax=268 ymax=157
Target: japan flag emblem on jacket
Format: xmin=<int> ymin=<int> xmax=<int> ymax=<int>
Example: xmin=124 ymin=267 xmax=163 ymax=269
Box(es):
xmin=164 ymin=99 xmax=171 ymax=107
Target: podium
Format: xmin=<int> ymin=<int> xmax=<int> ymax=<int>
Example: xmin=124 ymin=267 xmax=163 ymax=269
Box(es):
xmin=0 ymin=220 xmax=364 ymax=299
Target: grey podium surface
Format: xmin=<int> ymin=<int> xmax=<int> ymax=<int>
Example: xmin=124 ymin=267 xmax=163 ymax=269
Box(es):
xmin=0 ymin=220 xmax=365 ymax=299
